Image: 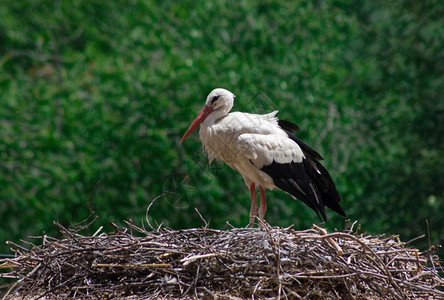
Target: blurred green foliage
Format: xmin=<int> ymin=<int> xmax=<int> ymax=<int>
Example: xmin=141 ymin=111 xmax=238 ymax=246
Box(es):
xmin=0 ymin=0 xmax=442 ymax=258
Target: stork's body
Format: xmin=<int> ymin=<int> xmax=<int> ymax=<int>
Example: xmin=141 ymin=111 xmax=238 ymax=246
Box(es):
xmin=181 ymin=88 xmax=346 ymax=224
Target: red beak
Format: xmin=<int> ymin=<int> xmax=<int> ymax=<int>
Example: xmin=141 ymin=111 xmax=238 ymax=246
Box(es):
xmin=180 ymin=105 xmax=214 ymax=143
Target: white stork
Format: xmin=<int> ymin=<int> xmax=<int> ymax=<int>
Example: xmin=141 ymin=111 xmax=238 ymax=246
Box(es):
xmin=180 ymin=88 xmax=346 ymax=225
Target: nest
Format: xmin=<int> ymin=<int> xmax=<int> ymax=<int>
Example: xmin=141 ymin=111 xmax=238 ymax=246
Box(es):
xmin=1 ymin=219 xmax=443 ymax=299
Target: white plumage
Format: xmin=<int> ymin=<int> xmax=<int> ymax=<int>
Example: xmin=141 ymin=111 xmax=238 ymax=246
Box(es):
xmin=181 ymin=88 xmax=345 ymax=225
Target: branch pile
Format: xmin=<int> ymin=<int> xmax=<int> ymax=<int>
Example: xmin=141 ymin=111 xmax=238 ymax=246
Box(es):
xmin=1 ymin=221 xmax=443 ymax=299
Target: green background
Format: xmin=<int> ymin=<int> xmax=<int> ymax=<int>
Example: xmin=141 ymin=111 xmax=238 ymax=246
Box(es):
xmin=1 ymin=0 xmax=443 ymax=259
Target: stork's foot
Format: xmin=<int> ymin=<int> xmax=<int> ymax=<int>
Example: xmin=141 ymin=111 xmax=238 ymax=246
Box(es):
xmin=246 ymin=216 xmax=271 ymax=228
xmin=247 ymin=216 xmax=255 ymax=228
xmin=247 ymin=214 xmax=257 ymax=227
xmin=257 ymin=217 xmax=271 ymax=229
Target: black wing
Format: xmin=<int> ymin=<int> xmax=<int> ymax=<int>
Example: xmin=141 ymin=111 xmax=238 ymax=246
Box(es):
xmin=260 ymin=119 xmax=346 ymax=221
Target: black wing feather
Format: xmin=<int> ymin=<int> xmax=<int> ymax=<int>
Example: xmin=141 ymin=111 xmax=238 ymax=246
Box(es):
xmin=260 ymin=120 xmax=346 ymax=221
xmin=261 ymin=160 xmax=329 ymax=220
xmin=278 ymin=119 xmax=324 ymax=160
xmin=278 ymin=119 xmax=300 ymax=133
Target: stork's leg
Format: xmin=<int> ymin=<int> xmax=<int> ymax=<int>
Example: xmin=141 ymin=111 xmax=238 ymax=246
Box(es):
xmin=258 ymin=185 xmax=267 ymax=221
xmin=248 ymin=183 xmax=258 ymax=226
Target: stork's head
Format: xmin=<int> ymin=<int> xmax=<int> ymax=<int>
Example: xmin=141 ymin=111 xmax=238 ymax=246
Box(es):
xmin=180 ymin=88 xmax=235 ymax=143
xmin=204 ymin=88 xmax=235 ymax=115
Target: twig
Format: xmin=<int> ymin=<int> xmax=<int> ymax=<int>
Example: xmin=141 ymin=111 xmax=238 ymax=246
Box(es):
xmin=145 ymin=194 xmax=165 ymax=230
xmin=313 ymin=224 xmax=343 ymax=256
xmin=180 ymin=253 xmax=219 ymax=265
xmin=92 ymin=263 xmax=172 ymax=268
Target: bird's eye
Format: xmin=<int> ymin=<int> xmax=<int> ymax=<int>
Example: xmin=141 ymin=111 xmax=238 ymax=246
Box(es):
xmin=211 ymin=95 xmax=220 ymax=105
